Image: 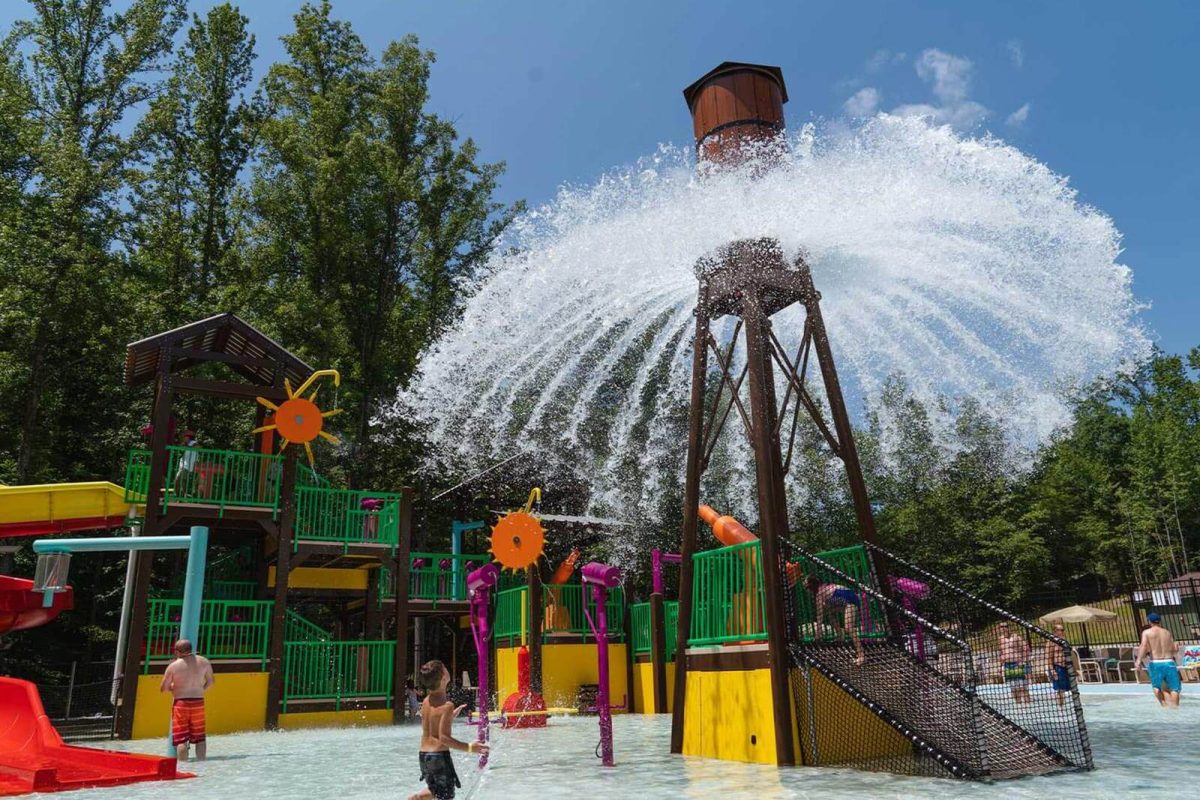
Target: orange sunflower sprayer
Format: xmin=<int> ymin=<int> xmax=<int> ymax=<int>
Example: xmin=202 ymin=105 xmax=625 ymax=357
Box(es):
xmin=489 ymin=488 xmax=546 ymax=572
xmin=253 ymin=369 xmax=343 ymax=467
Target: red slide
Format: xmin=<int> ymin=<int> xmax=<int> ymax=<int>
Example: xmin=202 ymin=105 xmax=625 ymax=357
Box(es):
xmin=0 ymin=678 xmax=185 ymax=796
xmin=0 ymin=576 xmax=74 ymax=635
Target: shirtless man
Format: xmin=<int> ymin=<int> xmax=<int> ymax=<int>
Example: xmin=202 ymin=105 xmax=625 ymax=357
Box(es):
xmin=997 ymin=622 xmax=1032 ymax=704
xmin=1134 ymin=612 xmax=1181 ymax=708
xmin=159 ymin=639 xmax=213 ymax=761
xmin=411 ymin=659 xmax=487 ymax=800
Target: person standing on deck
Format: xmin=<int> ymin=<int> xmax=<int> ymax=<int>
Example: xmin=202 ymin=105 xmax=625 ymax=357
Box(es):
xmin=160 ymin=639 xmax=213 ymax=761
xmin=1134 ymin=613 xmax=1182 ymax=708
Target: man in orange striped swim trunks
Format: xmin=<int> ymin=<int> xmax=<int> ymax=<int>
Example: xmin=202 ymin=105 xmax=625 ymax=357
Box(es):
xmin=160 ymin=639 xmax=214 ymax=761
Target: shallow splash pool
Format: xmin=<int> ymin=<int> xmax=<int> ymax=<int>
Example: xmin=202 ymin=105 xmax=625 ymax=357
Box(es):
xmin=67 ymin=693 xmax=1194 ymax=800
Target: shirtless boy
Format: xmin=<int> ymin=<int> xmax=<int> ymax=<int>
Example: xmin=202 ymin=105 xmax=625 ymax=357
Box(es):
xmin=1135 ymin=612 xmax=1181 ymax=708
xmin=410 ymin=659 xmax=488 ymax=800
xmin=159 ymin=639 xmax=213 ymax=761
xmin=997 ymin=622 xmax=1031 ymax=704
xmin=805 ymin=576 xmax=866 ymax=665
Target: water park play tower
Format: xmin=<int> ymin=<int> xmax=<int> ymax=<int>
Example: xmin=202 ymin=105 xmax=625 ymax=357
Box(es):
xmin=671 ymin=61 xmax=882 ymax=767
xmin=665 ymin=63 xmax=1093 ymax=779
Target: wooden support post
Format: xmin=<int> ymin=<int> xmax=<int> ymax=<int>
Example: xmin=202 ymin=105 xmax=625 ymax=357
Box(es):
xmin=392 ymin=488 xmax=414 ymax=723
xmin=115 ymin=348 xmax=172 ymax=740
xmin=671 ymin=308 xmax=708 ymax=753
xmin=650 ymin=593 xmax=669 ymax=714
xmin=624 ymin=603 xmax=636 ymax=714
xmin=528 ymin=567 xmax=543 ymax=695
xmin=742 ymin=305 xmax=797 ymax=767
xmin=265 ymin=447 xmax=298 ymax=730
xmin=365 ymin=566 xmax=382 ymax=638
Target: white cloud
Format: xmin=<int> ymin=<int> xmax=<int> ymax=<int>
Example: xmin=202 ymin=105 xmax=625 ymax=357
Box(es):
xmin=1006 ymin=103 xmax=1031 ymax=127
xmin=1007 ymin=40 xmax=1024 ymax=69
xmin=843 ymin=87 xmax=881 ymax=117
xmin=890 ymin=48 xmax=989 ymax=130
xmin=865 ymin=49 xmax=908 ymax=74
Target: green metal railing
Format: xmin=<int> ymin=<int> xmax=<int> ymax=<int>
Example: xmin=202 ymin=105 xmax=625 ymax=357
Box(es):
xmin=123 ymin=449 xmax=151 ymax=504
xmin=689 ymin=540 xmax=768 ymax=647
xmin=144 ymin=599 xmax=271 ymax=672
xmin=631 ymin=601 xmax=680 ymax=657
xmin=404 ymin=553 xmax=493 ymax=603
xmin=492 ymin=583 xmax=627 ymax=643
xmin=159 ymin=445 xmax=282 ymax=514
xmin=282 ymin=640 xmax=394 ymax=710
xmin=294 ymin=486 xmax=401 ymax=552
xmin=285 ymin=609 xmax=331 ymax=643
xmin=494 ymin=586 xmax=527 ymax=641
xmin=542 ymin=583 xmax=625 ymax=641
xmin=297 ymin=464 xmax=330 ymax=489
xmin=790 ymin=544 xmax=887 ymax=641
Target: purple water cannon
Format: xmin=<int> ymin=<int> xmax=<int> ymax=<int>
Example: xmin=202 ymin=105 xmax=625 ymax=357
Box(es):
xmin=581 ymin=562 xmax=621 ymax=767
xmin=467 ymin=563 xmax=499 ymax=768
xmin=889 ymin=575 xmax=932 ymax=660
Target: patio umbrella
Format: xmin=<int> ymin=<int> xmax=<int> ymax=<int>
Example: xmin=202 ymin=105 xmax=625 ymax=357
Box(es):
xmin=1038 ymin=605 xmax=1118 ymax=651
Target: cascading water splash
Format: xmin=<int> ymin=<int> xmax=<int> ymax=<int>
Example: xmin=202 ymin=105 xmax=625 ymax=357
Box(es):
xmin=388 ymin=115 xmax=1149 ymax=534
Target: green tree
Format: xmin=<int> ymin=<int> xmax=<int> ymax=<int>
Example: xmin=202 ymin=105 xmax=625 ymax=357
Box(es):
xmin=0 ymin=0 xmax=185 ymax=483
xmin=129 ymin=2 xmax=259 ymax=325
xmin=248 ymin=1 xmax=519 ymax=485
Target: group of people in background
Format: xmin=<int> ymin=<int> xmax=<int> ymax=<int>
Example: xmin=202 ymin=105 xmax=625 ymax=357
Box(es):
xmin=805 ymin=577 xmax=1186 ymax=709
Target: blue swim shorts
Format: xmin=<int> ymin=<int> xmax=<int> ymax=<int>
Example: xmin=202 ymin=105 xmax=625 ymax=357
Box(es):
xmin=1051 ymin=664 xmax=1070 ymax=691
xmin=830 ymin=588 xmax=861 ymax=607
xmin=1147 ymin=660 xmax=1182 ymax=693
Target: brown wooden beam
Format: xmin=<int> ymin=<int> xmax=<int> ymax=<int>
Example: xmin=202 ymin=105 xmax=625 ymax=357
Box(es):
xmin=670 ymin=307 xmax=709 ymax=753
xmin=172 ymin=376 xmax=287 ymax=403
xmin=265 ymin=447 xmax=298 ymax=729
xmin=527 ymin=566 xmax=543 ymax=695
xmin=650 ymin=593 xmax=669 ymax=714
xmin=392 ymin=488 xmax=414 ymax=723
xmin=171 ymin=347 xmax=278 ymax=372
xmin=742 ymin=302 xmax=796 ymax=767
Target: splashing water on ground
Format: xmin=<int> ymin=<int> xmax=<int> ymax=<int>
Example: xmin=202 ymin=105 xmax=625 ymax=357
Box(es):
xmin=390 ymin=115 xmax=1148 ymax=532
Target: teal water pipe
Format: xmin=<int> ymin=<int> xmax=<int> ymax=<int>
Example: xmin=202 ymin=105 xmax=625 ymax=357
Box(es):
xmin=33 ymin=527 xmax=209 ymax=643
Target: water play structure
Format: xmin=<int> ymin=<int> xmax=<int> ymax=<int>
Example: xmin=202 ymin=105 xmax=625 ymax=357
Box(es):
xmin=0 ymin=56 xmax=1140 ymax=792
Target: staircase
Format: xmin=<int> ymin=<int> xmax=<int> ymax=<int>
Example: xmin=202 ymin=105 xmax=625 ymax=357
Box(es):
xmin=782 ymin=541 xmax=1092 ymax=781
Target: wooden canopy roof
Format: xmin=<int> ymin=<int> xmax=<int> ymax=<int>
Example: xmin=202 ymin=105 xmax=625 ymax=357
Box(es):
xmin=124 ymin=313 xmax=313 ymax=389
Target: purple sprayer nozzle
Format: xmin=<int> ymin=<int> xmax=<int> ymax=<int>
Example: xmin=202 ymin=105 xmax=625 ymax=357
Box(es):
xmin=581 ymin=562 xmax=621 ymax=588
xmin=467 ymin=564 xmax=499 ymax=594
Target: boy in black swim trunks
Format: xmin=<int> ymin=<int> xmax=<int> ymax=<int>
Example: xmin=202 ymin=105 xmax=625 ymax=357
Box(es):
xmin=409 ymin=659 xmax=487 ymax=800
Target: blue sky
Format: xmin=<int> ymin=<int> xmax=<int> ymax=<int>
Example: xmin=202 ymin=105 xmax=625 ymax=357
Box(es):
xmin=4 ymin=1 xmax=1197 ymax=355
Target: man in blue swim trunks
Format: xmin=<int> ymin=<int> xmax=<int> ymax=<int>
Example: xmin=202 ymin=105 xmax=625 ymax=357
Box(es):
xmin=1134 ymin=613 xmax=1181 ymax=708
xmin=1048 ymin=623 xmax=1071 ymax=707
xmin=806 ymin=576 xmax=867 ymax=665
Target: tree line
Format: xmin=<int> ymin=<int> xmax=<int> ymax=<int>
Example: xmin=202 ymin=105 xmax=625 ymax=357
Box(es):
xmin=1 ymin=1 xmax=1195 ymax=673
xmin=0 ymin=0 xmax=519 ymax=492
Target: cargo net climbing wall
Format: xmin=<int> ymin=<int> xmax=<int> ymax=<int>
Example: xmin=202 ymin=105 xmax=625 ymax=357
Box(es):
xmin=780 ymin=540 xmax=1093 ymax=781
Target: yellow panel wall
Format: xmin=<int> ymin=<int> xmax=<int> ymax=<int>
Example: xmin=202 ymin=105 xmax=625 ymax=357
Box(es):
xmin=631 ymin=661 xmax=675 ymax=714
xmin=267 ymin=566 xmax=369 ymax=591
xmin=278 ymin=709 xmax=393 ymax=730
xmin=496 ymin=643 xmax=628 ymax=711
xmin=796 ymin=668 xmax=911 ymax=765
xmin=131 ymin=672 xmax=268 ymax=740
xmin=681 ymin=666 xmax=779 ymax=764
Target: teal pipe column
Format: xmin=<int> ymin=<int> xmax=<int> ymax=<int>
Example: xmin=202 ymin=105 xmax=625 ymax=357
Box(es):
xmin=178 ymin=526 xmax=209 ymax=645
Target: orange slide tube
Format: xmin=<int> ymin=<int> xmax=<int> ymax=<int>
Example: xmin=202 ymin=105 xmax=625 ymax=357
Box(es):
xmin=699 ymin=505 xmax=802 ymax=585
xmin=544 ymin=549 xmax=581 ymax=633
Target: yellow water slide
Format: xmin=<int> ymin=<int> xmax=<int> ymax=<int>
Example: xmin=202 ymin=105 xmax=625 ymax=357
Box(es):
xmin=0 ymin=482 xmax=134 ymax=538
